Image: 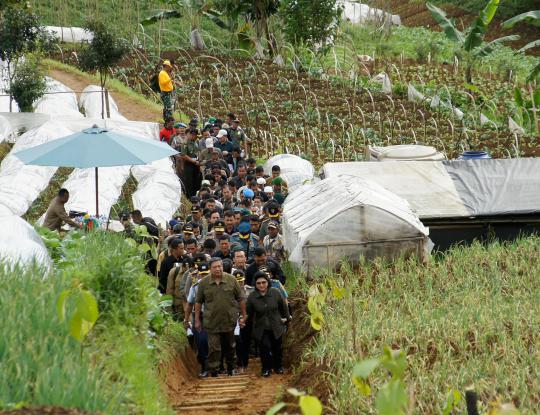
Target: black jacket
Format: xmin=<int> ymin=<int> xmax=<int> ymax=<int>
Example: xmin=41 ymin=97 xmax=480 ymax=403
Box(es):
xmin=245 ymin=258 xmax=285 ymax=286
xmin=247 ymin=287 xmax=289 ymax=341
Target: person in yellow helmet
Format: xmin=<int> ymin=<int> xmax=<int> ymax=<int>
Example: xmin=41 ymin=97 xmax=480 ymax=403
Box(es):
xmin=159 ymin=59 xmax=175 ymax=120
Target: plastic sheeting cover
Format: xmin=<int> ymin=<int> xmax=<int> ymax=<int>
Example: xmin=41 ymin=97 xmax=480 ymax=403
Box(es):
xmin=443 ymin=158 xmax=540 ymax=217
xmin=0 ymin=120 xmax=74 ymax=216
xmin=367 ymin=144 xmax=446 ymax=161
xmin=322 ymin=161 xmax=469 ymax=219
xmin=0 ymin=215 xmax=51 ymax=268
xmin=132 ymin=157 xmax=181 ymax=228
xmin=46 ymin=26 xmax=93 ymax=43
xmin=341 ymin=1 xmax=401 ymax=26
xmin=34 ymin=77 xmax=83 ymax=118
xmin=80 ymin=85 xmax=127 ymax=120
xmin=0 ymin=113 xmax=51 ymax=143
xmin=282 ymin=175 xmax=428 ymax=265
xmin=263 ymin=154 xmax=315 ymax=193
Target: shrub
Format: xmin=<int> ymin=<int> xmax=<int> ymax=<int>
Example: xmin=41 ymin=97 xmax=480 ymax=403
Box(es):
xmin=7 ymin=57 xmax=47 ymax=112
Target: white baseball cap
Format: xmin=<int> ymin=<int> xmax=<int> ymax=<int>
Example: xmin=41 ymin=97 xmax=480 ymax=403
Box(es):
xmin=217 ymin=129 xmax=228 ymax=138
xmin=264 ymin=186 xmax=273 ymax=193
xmin=257 ymin=177 xmax=266 ymax=185
xmin=205 ymin=137 xmax=214 ymax=148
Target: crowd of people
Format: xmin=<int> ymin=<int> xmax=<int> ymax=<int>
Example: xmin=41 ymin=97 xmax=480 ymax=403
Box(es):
xmin=42 ymin=59 xmax=294 ymax=379
xmin=147 ymin=126 xmax=292 ymax=377
xmin=153 ymin=59 xmax=292 ymax=378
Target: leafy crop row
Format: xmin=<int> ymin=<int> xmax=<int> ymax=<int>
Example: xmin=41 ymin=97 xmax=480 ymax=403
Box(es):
xmin=0 ymin=229 xmax=185 ymax=414
xmin=299 ymin=236 xmax=540 ymax=414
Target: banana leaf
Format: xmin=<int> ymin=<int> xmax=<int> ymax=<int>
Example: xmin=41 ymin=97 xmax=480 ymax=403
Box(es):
xmin=502 ymin=10 xmax=540 ymax=29
xmin=527 ymin=61 xmax=540 ymax=83
xmin=475 ymin=34 xmax=520 ymax=57
xmin=464 ymin=0 xmax=500 ymax=52
xmin=426 ymin=3 xmax=464 ymax=43
xmin=140 ymin=10 xmax=182 ymax=26
xmin=519 ymin=39 xmax=540 ymax=53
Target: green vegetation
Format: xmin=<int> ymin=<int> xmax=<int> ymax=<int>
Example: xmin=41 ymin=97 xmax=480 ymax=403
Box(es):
xmin=0 ymin=263 xmax=124 ymax=412
xmin=7 ymin=56 xmax=47 ymax=111
xmin=299 ymin=236 xmax=540 ymax=414
xmin=0 ymin=229 xmax=185 ymax=414
xmin=428 ymin=0 xmax=538 ymax=20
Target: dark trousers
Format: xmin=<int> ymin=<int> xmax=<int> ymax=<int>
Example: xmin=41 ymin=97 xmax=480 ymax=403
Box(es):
xmin=208 ymin=331 xmax=236 ymax=372
xmin=258 ymin=330 xmax=283 ymax=372
xmin=236 ymin=324 xmax=251 ymax=368
xmin=182 ymin=162 xmax=201 ymax=198
xmin=193 ymin=317 xmax=208 ymax=371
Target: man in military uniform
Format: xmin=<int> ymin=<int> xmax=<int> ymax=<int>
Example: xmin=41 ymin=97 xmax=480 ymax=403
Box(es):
xmin=259 ymin=202 xmax=281 ymax=240
xmin=181 ymin=128 xmax=202 ymax=197
xmin=263 ymin=220 xmax=285 ymax=264
xmin=184 ymin=261 xmax=211 ymax=377
xmin=165 ymin=250 xmax=190 ymax=320
xmin=230 ymin=221 xmax=259 ymax=262
xmin=228 ymin=118 xmax=247 ymax=152
xmin=195 ymin=258 xmax=247 ymax=377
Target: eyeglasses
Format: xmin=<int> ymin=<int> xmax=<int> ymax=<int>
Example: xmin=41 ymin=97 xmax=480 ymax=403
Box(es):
xmin=256 ymin=281 xmax=268 ymax=285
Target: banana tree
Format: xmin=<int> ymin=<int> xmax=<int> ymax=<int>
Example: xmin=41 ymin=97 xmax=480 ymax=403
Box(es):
xmin=141 ymin=0 xmax=225 ymax=50
xmin=502 ymin=10 xmax=540 ymax=82
xmin=427 ymin=0 xmax=519 ymax=83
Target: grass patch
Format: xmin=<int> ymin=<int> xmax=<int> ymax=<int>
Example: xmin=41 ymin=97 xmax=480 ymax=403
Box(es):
xmin=303 ymin=236 xmax=540 ymax=414
xmin=23 ymin=167 xmax=73 ymax=223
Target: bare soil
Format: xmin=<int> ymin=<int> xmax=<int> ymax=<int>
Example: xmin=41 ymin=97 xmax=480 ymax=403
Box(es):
xmin=47 ymin=68 xmax=162 ymax=122
xmin=166 ymin=348 xmax=290 ymax=415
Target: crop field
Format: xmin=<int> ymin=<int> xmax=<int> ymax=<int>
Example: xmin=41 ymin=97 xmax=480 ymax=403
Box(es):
xmin=103 ymin=48 xmax=537 ymax=165
xmin=298 ymin=236 xmax=540 ymax=414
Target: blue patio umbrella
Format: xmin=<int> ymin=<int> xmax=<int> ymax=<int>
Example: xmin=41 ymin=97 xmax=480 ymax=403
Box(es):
xmin=15 ymin=126 xmax=178 ymax=216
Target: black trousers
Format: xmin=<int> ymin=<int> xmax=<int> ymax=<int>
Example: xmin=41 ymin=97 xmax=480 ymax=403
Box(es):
xmin=182 ymin=162 xmax=201 ymax=198
xmin=236 ymin=324 xmax=251 ymax=368
xmin=258 ymin=330 xmax=283 ymax=372
xmin=208 ymin=331 xmax=236 ymax=372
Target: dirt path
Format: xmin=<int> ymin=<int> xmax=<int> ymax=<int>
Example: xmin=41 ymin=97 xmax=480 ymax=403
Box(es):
xmin=47 ymin=68 xmax=162 ymax=122
xmin=168 ymin=356 xmax=289 ymax=415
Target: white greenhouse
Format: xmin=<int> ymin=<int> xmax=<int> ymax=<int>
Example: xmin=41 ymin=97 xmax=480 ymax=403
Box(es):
xmin=282 ymin=175 xmax=430 ymax=275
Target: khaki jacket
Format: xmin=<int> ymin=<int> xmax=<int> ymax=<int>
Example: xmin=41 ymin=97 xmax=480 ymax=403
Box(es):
xmin=43 ymin=197 xmax=79 ymax=231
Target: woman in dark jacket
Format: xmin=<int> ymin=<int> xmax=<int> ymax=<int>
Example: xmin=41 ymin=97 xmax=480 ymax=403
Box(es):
xmin=246 ymin=271 xmax=290 ymax=377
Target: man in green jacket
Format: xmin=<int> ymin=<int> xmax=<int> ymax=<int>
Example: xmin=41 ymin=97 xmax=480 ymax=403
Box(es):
xmin=195 ymin=258 xmax=247 ymax=377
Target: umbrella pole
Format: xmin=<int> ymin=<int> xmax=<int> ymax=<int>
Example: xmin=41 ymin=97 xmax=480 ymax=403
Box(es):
xmin=95 ymin=167 xmax=99 ymax=217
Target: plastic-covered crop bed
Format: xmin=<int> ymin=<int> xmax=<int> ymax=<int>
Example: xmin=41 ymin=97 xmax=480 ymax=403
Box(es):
xmin=0 ymin=215 xmax=51 ymax=268
xmin=0 ymin=120 xmax=74 ymax=216
xmin=80 ymin=85 xmax=127 ymax=120
xmin=132 ymin=158 xmax=181 ymax=228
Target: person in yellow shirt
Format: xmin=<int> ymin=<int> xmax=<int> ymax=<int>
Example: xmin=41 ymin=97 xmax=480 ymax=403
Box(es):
xmin=159 ymin=59 xmax=175 ymax=120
